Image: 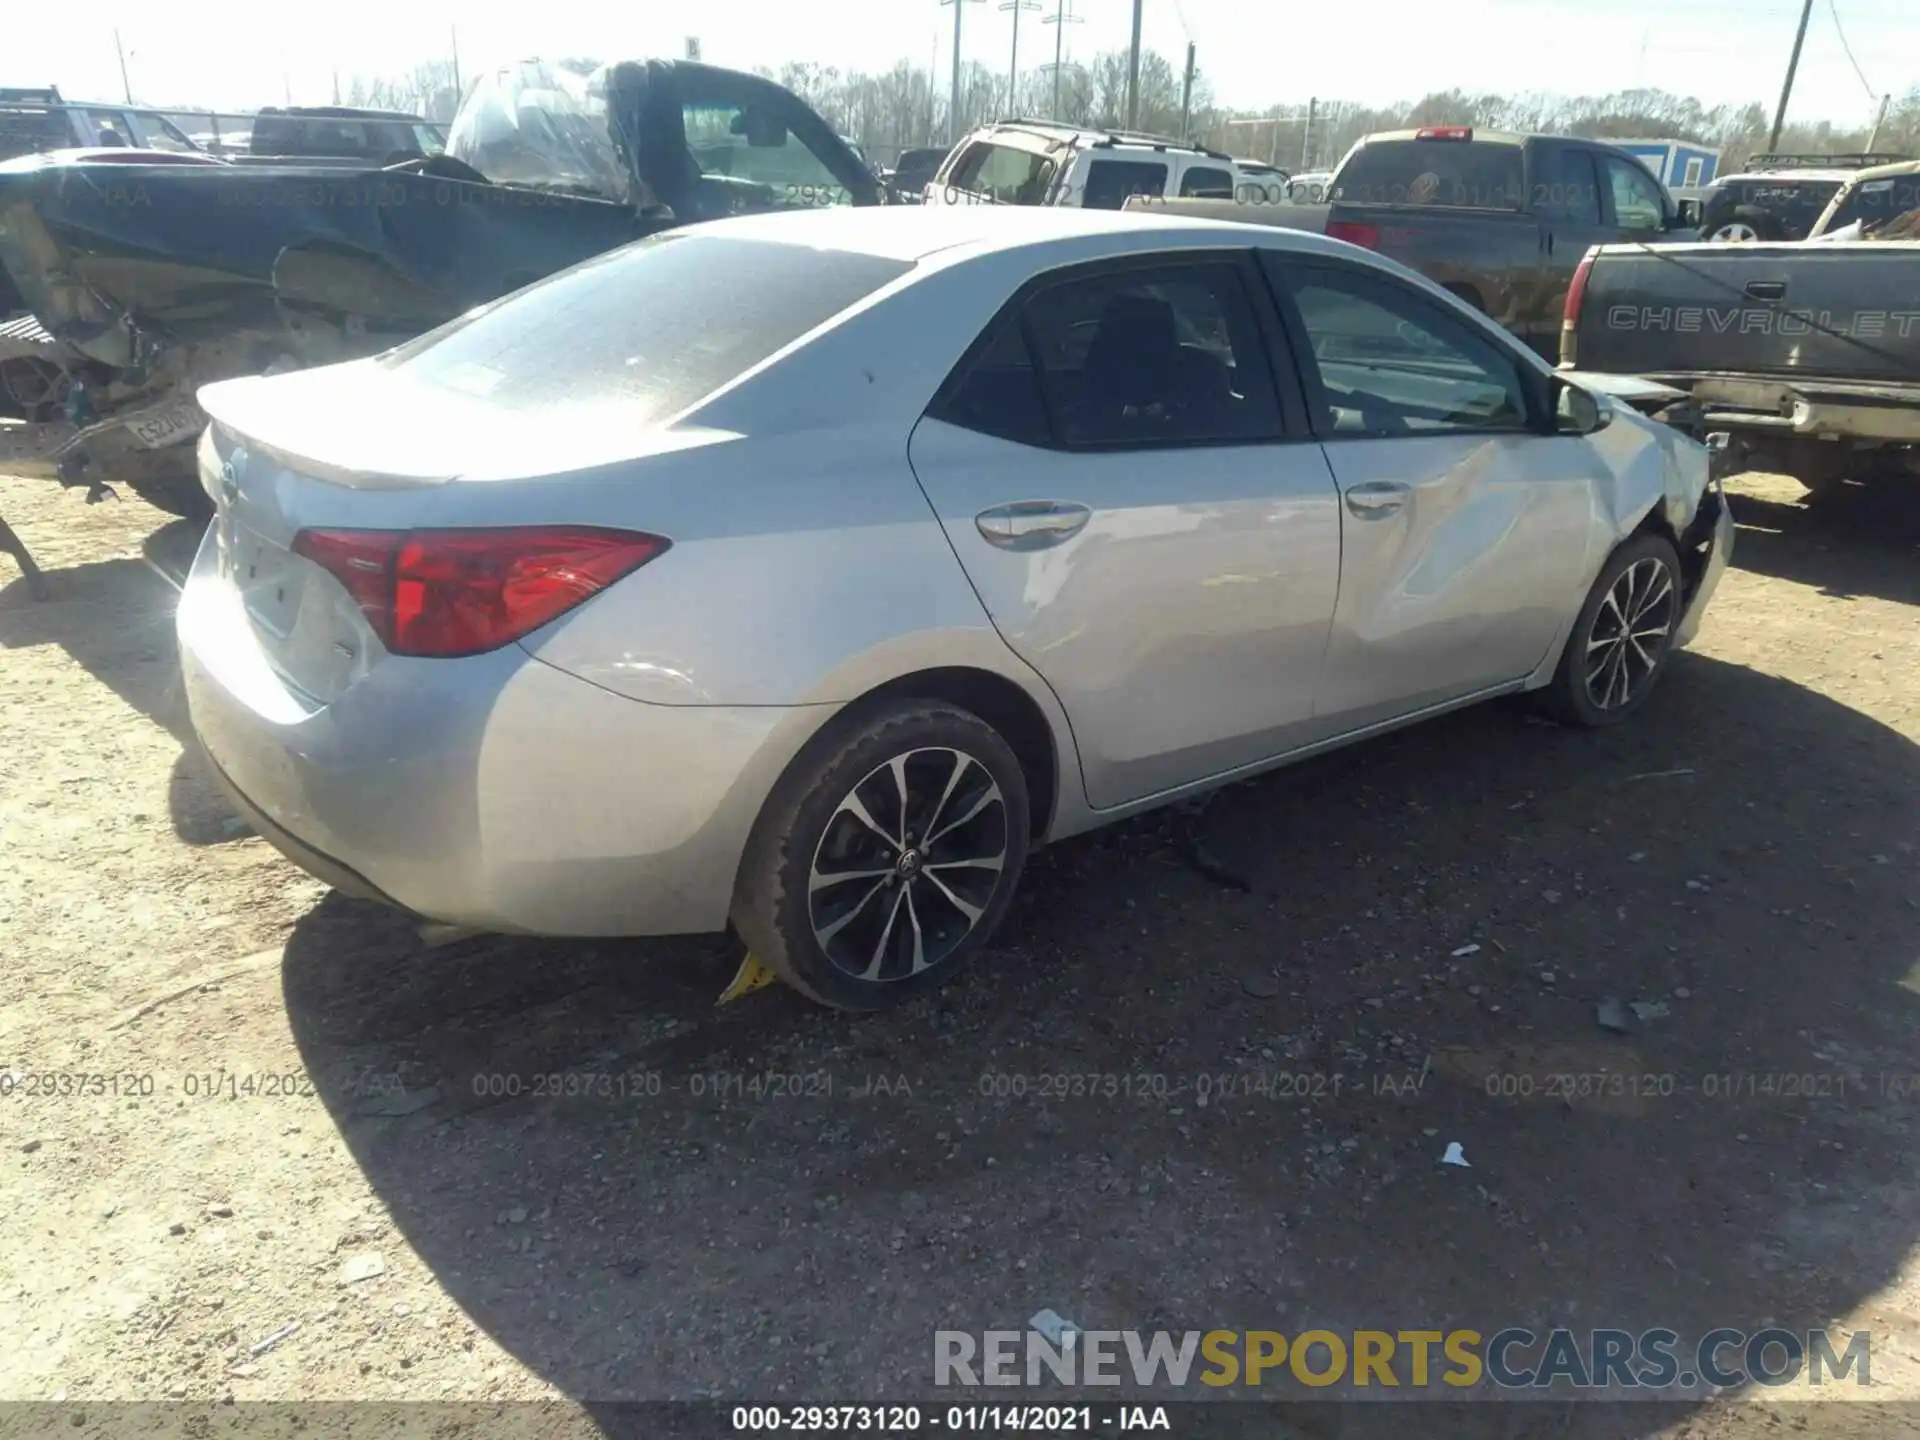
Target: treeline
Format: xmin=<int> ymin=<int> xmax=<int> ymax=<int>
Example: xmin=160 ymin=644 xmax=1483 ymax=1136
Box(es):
xmin=346 ymin=47 xmax=1920 ymax=177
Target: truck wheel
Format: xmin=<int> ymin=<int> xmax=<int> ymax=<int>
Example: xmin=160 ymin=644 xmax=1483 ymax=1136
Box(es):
xmin=1709 ymin=207 xmax=1780 ymax=242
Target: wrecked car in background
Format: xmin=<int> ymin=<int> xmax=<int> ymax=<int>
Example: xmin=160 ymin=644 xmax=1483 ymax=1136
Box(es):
xmin=0 ymin=60 xmax=879 ymax=515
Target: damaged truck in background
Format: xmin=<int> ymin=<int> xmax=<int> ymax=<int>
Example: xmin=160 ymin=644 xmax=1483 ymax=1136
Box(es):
xmin=0 ymin=59 xmax=880 ymax=515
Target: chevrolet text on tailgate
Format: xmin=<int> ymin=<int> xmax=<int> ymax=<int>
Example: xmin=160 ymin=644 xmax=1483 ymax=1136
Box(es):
xmin=1561 ymin=238 xmax=1920 ymax=493
xmin=1323 ymin=126 xmax=1694 ymax=355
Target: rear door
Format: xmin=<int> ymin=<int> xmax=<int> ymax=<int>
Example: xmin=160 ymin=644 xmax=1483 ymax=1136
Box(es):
xmin=907 ymin=252 xmax=1343 ymax=808
xmin=1260 ymin=253 xmax=1600 ymax=731
xmin=1530 ymin=142 xmax=1612 ymax=339
xmin=1077 ymin=157 xmax=1170 ymax=208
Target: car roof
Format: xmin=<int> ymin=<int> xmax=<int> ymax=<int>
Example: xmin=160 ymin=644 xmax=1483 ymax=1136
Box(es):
xmin=1717 ymin=169 xmax=1852 ymax=184
xmin=1835 ymin=159 xmax=1920 ymax=182
xmin=965 ymin=119 xmax=1234 ymax=161
xmin=1361 ymin=127 xmax=1531 ymax=147
xmin=671 ymin=203 xmax=1371 ymax=266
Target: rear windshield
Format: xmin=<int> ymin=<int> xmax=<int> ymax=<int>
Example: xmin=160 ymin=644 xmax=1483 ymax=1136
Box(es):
xmin=1331 ymin=140 xmax=1525 ymax=210
xmin=381 ymin=234 xmax=913 ymax=424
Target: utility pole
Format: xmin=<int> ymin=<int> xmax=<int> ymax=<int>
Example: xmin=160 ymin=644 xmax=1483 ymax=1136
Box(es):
xmin=1866 ymin=92 xmax=1892 ymax=151
xmin=113 ymin=29 xmax=132 ymax=104
xmin=940 ymin=0 xmax=984 ymax=144
xmin=1301 ymin=96 xmax=1316 ymax=170
xmin=1124 ymin=0 xmax=1144 ymax=130
xmin=1001 ymin=0 xmax=1040 ymax=120
xmin=1178 ymin=42 xmax=1194 ymax=142
xmin=450 ymin=25 xmax=463 ymax=101
xmin=1041 ymin=0 xmax=1082 ymax=121
xmin=1767 ymin=0 xmax=1814 ymax=154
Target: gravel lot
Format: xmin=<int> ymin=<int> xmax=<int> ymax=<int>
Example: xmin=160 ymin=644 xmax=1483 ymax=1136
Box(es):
xmin=3 ymin=466 xmax=1919 ymax=1438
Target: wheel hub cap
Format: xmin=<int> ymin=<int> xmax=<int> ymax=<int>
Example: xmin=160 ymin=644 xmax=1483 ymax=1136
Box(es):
xmin=1584 ymin=556 xmax=1677 ymax=711
xmin=807 ymin=747 xmax=1009 ymax=983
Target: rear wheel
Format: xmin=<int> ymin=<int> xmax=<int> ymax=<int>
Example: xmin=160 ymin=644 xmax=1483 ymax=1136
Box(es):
xmin=732 ymin=700 xmax=1031 ymax=1010
xmin=1536 ymin=534 xmax=1683 ymax=728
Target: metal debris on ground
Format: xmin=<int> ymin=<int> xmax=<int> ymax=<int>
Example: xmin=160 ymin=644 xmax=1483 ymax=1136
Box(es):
xmin=1597 ymin=997 xmax=1632 ymax=1033
xmin=716 ymin=952 xmax=782 ymax=1006
xmin=1030 ymin=1308 xmax=1081 ymax=1349
xmin=1441 ymin=1142 xmax=1471 ymax=1168
xmin=247 ymin=1321 xmax=300 ymax=1357
xmin=1626 ymin=767 xmax=1696 ymax=781
xmin=1630 ymin=1000 xmax=1670 ymax=1022
xmin=1451 ymin=943 xmax=1481 ymax=957
xmin=337 ymin=1253 xmax=387 ymax=1285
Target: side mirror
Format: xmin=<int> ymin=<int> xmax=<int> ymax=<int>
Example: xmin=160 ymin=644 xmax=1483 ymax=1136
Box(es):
xmin=1671 ymin=199 xmax=1702 ymax=229
xmin=1556 ymin=379 xmax=1609 ymax=435
xmin=733 ymin=109 xmax=789 ymax=148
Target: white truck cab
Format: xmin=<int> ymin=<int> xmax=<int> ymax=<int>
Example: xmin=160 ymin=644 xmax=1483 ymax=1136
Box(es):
xmin=924 ymin=120 xmax=1286 ymax=209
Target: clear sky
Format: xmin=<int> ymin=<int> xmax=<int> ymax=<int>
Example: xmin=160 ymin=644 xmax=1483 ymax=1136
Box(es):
xmin=11 ymin=0 xmax=1907 ymax=127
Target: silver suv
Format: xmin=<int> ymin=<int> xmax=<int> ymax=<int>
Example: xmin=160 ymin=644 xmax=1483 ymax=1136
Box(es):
xmin=924 ymin=120 xmax=1285 ymax=210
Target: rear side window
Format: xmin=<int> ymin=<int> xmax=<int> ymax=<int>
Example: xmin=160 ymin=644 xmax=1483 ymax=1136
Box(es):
xmin=931 ymin=321 xmax=1051 ymax=446
xmin=1331 ymin=140 xmax=1525 ymax=210
xmin=1534 ymin=148 xmax=1601 ymax=223
xmin=944 ymin=141 xmax=1056 ymax=203
xmin=1022 ymin=261 xmax=1282 ymax=446
xmin=1080 ymin=159 xmax=1168 ymax=209
xmin=1180 ymin=165 xmax=1233 ymax=198
xmin=383 ymin=234 xmax=912 ymax=424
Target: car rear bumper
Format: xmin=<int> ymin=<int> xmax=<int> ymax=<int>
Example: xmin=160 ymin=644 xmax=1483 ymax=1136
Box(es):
xmin=177 ymin=532 xmax=838 ymax=937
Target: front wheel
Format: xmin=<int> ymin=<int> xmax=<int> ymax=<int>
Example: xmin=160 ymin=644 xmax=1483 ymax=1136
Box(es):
xmin=1536 ymin=534 xmax=1684 ymax=728
xmin=732 ymin=699 xmax=1031 ymax=1010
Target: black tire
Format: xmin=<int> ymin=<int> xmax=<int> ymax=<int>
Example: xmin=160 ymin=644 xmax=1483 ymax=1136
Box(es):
xmin=129 ymin=472 xmax=213 ymax=520
xmin=1708 ymin=206 xmax=1782 ymax=243
xmin=1536 ymin=533 xmax=1684 ymax=728
xmin=732 ymin=699 xmax=1031 ymax=1011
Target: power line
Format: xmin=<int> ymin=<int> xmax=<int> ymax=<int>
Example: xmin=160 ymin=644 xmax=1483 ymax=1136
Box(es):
xmin=1826 ymin=0 xmax=1879 ymax=102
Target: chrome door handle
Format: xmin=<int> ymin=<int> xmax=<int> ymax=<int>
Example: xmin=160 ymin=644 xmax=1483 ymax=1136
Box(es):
xmin=1344 ymin=481 xmax=1409 ymax=519
xmin=975 ymin=500 xmax=1092 ymax=550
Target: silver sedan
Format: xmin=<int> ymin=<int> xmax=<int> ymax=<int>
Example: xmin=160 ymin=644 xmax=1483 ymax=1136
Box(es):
xmin=179 ymin=206 xmax=1733 ymax=1010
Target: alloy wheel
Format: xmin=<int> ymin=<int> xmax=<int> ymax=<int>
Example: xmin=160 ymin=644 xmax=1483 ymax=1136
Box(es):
xmin=1711 ymin=222 xmax=1759 ymax=242
xmin=807 ymin=747 xmax=1010 ymax=982
xmin=1584 ymin=556 xmax=1676 ymax=711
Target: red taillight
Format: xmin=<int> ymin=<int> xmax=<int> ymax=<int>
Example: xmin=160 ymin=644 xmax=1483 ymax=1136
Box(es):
xmin=1415 ymin=125 xmax=1473 ymax=141
xmin=1564 ymin=252 xmax=1595 ymax=327
xmin=1326 ymin=220 xmax=1381 ymax=250
xmin=1560 ymin=252 xmax=1595 ymax=365
xmin=291 ymin=525 xmax=668 ymax=657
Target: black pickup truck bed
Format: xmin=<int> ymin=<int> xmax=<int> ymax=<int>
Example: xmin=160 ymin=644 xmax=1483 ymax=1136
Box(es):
xmin=1562 ymin=239 xmax=1920 ymax=488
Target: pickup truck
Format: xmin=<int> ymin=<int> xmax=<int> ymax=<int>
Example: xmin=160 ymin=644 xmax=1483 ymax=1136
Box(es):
xmin=0 ymin=59 xmax=878 ymax=516
xmin=1317 ymin=126 xmax=1697 ymax=355
xmin=1559 ymin=236 xmax=1920 ymax=491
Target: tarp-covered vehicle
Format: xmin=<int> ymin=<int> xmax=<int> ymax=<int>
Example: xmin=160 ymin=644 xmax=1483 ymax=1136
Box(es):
xmin=0 ymin=60 xmax=879 ymax=515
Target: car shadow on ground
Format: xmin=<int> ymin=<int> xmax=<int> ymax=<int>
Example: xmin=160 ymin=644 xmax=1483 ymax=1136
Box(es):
xmin=1725 ymin=473 xmax=1920 ymax=606
xmin=0 ymin=517 xmax=247 ymax=845
xmin=279 ymin=651 xmax=1920 ymax=1431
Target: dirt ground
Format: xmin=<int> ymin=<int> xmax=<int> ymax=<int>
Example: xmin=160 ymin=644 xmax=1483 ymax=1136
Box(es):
xmin=3 ymin=465 xmax=1920 ymax=1438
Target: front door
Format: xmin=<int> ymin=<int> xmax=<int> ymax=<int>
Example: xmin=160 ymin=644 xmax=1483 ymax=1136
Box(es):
xmin=1260 ymin=254 xmax=1601 ymax=733
xmin=908 ymin=253 xmax=1342 ymax=809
